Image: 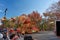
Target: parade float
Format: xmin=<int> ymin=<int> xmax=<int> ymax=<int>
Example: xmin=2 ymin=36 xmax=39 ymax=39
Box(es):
xmin=0 ymin=11 xmax=42 ymax=34
xmin=17 ymin=15 xmax=40 ymax=34
xmin=17 ymin=11 xmax=42 ymax=34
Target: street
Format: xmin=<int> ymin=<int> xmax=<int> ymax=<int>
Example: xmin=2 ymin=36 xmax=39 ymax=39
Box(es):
xmin=26 ymin=31 xmax=60 ymax=40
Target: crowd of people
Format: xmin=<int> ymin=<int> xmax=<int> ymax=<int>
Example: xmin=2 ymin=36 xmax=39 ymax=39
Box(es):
xmin=0 ymin=28 xmax=34 ymax=40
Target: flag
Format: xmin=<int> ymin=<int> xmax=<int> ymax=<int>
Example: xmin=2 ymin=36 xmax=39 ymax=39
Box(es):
xmin=5 ymin=8 xmax=7 ymax=13
xmin=4 ymin=8 xmax=7 ymax=17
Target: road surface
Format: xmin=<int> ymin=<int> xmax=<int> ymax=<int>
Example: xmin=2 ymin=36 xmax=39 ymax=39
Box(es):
xmin=26 ymin=31 xmax=60 ymax=40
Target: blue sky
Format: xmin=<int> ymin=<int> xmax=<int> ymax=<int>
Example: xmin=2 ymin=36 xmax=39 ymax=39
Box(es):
xmin=0 ymin=0 xmax=58 ymax=18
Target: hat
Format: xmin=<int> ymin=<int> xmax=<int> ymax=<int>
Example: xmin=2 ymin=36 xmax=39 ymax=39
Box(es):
xmin=24 ymin=36 xmax=33 ymax=40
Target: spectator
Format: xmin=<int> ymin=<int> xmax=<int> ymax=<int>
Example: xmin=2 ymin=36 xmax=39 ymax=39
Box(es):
xmin=10 ymin=34 xmax=20 ymax=40
xmin=24 ymin=36 xmax=33 ymax=40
